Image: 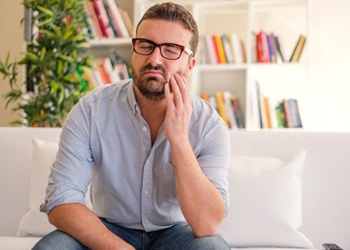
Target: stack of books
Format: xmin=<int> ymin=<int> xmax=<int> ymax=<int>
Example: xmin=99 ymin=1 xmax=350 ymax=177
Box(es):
xmin=84 ymin=0 xmax=133 ymax=39
xmin=198 ymin=34 xmax=246 ymax=65
xmin=83 ymin=51 xmax=130 ymax=87
xmin=257 ymin=97 xmax=303 ymax=129
xmin=254 ymin=30 xmax=306 ymax=63
xmin=201 ymin=91 xmax=244 ymax=129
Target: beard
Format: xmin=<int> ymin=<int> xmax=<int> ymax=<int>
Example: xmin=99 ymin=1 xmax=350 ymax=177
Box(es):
xmin=132 ymin=63 xmax=169 ymax=101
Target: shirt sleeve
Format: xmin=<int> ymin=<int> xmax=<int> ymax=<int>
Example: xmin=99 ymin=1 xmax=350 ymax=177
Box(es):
xmin=40 ymin=98 xmax=93 ymax=214
xmin=197 ymin=116 xmax=231 ymax=216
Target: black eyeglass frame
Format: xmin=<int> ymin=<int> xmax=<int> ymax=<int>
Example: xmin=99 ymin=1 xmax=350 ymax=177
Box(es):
xmin=131 ymin=38 xmax=193 ymax=60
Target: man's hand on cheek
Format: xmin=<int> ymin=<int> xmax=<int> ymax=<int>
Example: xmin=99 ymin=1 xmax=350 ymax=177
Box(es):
xmin=164 ymin=73 xmax=192 ymax=144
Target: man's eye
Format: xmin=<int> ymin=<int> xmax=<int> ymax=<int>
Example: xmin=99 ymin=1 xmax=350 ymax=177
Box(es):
xmin=164 ymin=45 xmax=180 ymax=54
xmin=138 ymin=42 xmax=153 ymax=50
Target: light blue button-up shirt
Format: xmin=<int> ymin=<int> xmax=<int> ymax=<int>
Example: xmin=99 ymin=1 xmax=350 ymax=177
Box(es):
xmin=41 ymin=79 xmax=230 ymax=232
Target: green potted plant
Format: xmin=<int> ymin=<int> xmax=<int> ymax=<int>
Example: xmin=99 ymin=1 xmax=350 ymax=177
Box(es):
xmin=0 ymin=0 xmax=93 ymax=127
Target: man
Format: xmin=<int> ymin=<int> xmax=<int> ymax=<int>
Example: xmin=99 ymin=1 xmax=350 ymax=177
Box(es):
xmin=33 ymin=2 xmax=230 ymax=249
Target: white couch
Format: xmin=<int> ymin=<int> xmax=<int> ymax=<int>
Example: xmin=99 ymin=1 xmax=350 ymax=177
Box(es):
xmin=0 ymin=127 xmax=349 ymax=250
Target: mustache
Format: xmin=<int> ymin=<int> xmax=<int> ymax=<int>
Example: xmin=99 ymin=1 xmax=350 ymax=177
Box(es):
xmin=140 ymin=63 xmax=166 ymax=75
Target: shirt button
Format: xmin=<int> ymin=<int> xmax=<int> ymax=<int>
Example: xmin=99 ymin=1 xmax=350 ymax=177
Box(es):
xmin=144 ymin=190 xmax=149 ymax=196
xmin=142 ymin=126 xmax=147 ymax=132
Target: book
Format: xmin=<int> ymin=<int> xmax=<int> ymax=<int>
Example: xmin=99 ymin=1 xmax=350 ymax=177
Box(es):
xmin=85 ymin=0 xmax=103 ymax=39
xmin=103 ymin=0 xmax=121 ymax=37
xmin=204 ymin=34 xmax=218 ymax=64
xmin=275 ymin=105 xmax=285 ymax=128
xmin=278 ymin=101 xmax=288 ymax=128
xmin=267 ymin=98 xmax=279 ymax=128
xmin=267 ymin=34 xmax=277 ymax=63
xmin=263 ymin=97 xmax=272 ymax=128
xmin=198 ymin=36 xmax=210 ymax=64
xmin=231 ymin=95 xmax=244 ymax=128
xmin=105 ymin=0 xmax=130 ymax=38
xmin=200 ymin=93 xmax=210 ymax=101
xmin=221 ymin=34 xmax=233 ymax=64
xmin=211 ymin=35 xmax=226 ymax=64
xmin=213 ymin=35 xmax=227 ymax=64
xmin=256 ymin=30 xmax=269 ymax=63
xmin=118 ymin=5 xmax=134 ymax=37
xmin=287 ymin=99 xmax=303 ymax=128
xmin=289 ymin=34 xmax=306 ymax=62
xmin=229 ymin=33 xmax=245 ymax=64
xmin=259 ymin=96 xmax=268 ymax=128
xmin=200 ymin=92 xmax=244 ymax=129
xmin=216 ymin=92 xmax=230 ymax=127
xmin=282 ymin=99 xmax=293 ymax=128
xmin=92 ymin=0 xmax=109 ymax=37
xmin=273 ymin=34 xmax=285 ymax=63
xmin=224 ymin=91 xmax=237 ymax=129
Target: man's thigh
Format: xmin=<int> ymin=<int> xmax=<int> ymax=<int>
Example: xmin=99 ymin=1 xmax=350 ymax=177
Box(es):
xmin=32 ymin=219 xmax=143 ymax=250
xmin=32 ymin=230 xmax=88 ymax=250
xmin=150 ymin=222 xmax=230 ymax=250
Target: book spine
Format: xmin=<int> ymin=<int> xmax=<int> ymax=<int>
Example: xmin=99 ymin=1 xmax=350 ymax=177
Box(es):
xmin=214 ymin=35 xmax=227 ymax=64
xmin=231 ymin=95 xmax=244 ymax=128
xmin=223 ymin=91 xmax=237 ymax=129
xmin=216 ymin=92 xmax=230 ymax=127
xmin=85 ymin=0 xmax=103 ymax=39
xmin=290 ymin=35 xmax=306 ymax=62
xmin=256 ymin=30 xmax=269 ymax=63
xmin=118 ymin=5 xmax=134 ymax=37
xmin=205 ymin=34 xmax=218 ymax=64
xmin=92 ymin=0 xmax=109 ymax=37
xmin=273 ymin=35 xmax=285 ymax=62
xmin=106 ymin=0 xmax=129 ymax=38
xmin=230 ymin=33 xmax=245 ymax=64
xmin=267 ymin=34 xmax=277 ymax=63
xmin=221 ymin=34 xmax=233 ymax=64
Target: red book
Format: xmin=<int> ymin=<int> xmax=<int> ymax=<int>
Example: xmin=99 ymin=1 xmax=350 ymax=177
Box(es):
xmin=256 ymin=30 xmax=269 ymax=63
xmin=93 ymin=0 xmax=109 ymax=37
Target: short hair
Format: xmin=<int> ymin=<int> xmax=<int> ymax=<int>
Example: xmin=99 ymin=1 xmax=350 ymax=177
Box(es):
xmin=136 ymin=2 xmax=199 ymax=56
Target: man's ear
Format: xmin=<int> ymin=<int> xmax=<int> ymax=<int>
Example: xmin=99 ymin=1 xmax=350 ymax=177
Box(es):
xmin=184 ymin=56 xmax=196 ymax=78
xmin=188 ymin=56 xmax=196 ymax=70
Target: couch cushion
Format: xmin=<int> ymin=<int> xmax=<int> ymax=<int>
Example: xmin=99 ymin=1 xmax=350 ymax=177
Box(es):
xmin=0 ymin=236 xmax=41 ymax=250
xmin=217 ymin=151 xmax=313 ymax=248
xmin=17 ymin=139 xmax=92 ymax=237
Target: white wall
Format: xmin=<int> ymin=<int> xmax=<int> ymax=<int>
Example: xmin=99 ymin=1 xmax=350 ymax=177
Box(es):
xmin=0 ymin=0 xmax=350 ymax=131
xmin=0 ymin=0 xmax=24 ymax=126
xmin=308 ymin=0 xmax=350 ymax=131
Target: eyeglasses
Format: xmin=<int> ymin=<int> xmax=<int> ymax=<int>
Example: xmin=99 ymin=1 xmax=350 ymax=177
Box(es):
xmin=132 ymin=38 xmax=193 ymax=60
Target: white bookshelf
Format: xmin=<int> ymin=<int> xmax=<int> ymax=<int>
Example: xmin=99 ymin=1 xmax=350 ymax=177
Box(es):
xmin=134 ymin=0 xmax=310 ymax=130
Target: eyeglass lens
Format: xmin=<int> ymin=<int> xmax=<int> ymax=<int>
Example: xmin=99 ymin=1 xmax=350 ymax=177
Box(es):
xmin=133 ymin=39 xmax=183 ymax=60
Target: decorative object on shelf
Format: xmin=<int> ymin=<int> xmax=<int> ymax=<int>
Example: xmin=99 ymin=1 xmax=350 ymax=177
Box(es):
xmin=0 ymin=0 xmax=94 ymax=127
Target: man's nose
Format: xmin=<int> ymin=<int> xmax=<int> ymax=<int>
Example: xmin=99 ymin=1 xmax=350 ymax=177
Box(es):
xmin=148 ymin=46 xmax=163 ymax=63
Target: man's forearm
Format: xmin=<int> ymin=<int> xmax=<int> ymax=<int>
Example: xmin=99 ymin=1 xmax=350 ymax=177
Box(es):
xmin=170 ymin=138 xmax=226 ymax=237
xmin=48 ymin=203 xmax=134 ymax=250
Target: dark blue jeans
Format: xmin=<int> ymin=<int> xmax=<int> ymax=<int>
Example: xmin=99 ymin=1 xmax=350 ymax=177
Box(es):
xmin=32 ymin=219 xmax=230 ymax=250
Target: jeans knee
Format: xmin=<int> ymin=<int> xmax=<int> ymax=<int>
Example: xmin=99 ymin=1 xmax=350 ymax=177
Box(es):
xmin=32 ymin=230 xmax=88 ymax=250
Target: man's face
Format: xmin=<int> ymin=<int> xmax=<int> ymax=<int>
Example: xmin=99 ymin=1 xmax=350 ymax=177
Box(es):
xmin=132 ymin=19 xmax=196 ymax=101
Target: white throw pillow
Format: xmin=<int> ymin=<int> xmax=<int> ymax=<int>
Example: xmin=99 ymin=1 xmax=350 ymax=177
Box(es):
xmin=17 ymin=138 xmax=92 ymax=236
xmin=218 ymin=151 xmax=313 ymax=248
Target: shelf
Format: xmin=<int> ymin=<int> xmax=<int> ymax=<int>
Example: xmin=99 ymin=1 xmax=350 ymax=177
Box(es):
xmin=89 ymin=38 xmax=132 ymax=47
xmin=135 ymin=0 xmax=309 ymax=130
